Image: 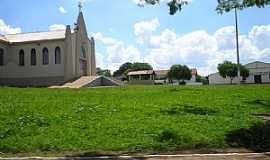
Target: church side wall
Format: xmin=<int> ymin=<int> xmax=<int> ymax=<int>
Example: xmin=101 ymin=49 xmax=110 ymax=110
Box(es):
xmin=0 ymin=40 xmax=66 ymax=86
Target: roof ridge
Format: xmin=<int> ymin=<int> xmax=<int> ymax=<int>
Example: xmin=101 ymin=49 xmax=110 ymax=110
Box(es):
xmin=5 ymin=29 xmax=66 ymax=36
xmin=245 ymin=61 xmax=270 ymax=65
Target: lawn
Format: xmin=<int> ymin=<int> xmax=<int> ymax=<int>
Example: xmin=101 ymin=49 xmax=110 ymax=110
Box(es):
xmin=0 ymin=85 xmax=270 ymax=156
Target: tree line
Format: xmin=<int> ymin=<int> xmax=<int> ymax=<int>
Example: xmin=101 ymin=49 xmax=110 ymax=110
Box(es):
xmin=140 ymin=0 xmax=270 ymax=15
xmin=96 ymin=60 xmax=250 ymax=85
xmin=96 ymin=62 xmax=200 ymax=84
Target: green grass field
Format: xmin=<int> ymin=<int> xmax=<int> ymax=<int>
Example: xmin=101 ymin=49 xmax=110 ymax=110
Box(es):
xmin=0 ymin=85 xmax=270 ymax=155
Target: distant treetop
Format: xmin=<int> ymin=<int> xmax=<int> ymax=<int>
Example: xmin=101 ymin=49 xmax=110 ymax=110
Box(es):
xmin=141 ymin=0 xmax=270 ymax=15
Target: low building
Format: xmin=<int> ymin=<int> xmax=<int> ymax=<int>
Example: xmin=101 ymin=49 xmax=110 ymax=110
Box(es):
xmin=127 ymin=70 xmax=155 ymax=85
xmin=127 ymin=68 xmax=198 ymax=85
xmin=209 ymin=61 xmax=270 ymax=84
xmin=154 ymin=70 xmax=169 ymax=85
xmin=155 ymin=70 xmax=169 ymax=80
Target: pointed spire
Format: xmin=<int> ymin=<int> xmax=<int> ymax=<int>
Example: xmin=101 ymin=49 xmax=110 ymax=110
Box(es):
xmin=78 ymin=1 xmax=83 ymax=13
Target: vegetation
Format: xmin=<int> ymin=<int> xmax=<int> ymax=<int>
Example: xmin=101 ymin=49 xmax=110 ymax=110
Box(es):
xmin=113 ymin=62 xmax=153 ymax=78
xmin=1 ymin=85 xmax=269 ymax=156
xmin=96 ymin=68 xmax=112 ymax=77
xmin=195 ymin=75 xmax=204 ymax=83
xmin=240 ymin=64 xmax=250 ymax=80
xmin=217 ymin=0 xmax=270 ymax=13
xmin=168 ymin=64 xmax=192 ymax=84
xmin=218 ymin=61 xmax=249 ymax=84
xmin=140 ymin=0 xmax=189 ymax=15
xmin=141 ymin=0 xmax=270 ymax=15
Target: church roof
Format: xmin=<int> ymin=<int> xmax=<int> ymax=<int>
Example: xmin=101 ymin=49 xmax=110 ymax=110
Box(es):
xmin=3 ymin=30 xmax=66 ymax=43
xmin=0 ymin=34 xmax=8 ymax=42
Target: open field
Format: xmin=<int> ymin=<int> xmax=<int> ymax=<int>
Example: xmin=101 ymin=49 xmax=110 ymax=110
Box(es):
xmin=0 ymin=85 xmax=270 ymax=156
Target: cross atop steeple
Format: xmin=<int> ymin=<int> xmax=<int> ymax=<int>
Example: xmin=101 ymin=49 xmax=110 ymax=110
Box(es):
xmin=78 ymin=1 xmax=83 ymax=12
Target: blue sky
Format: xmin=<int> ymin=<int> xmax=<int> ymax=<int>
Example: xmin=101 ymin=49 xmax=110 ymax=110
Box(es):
xmin=1 ymin=0 xmax=270 ymax=75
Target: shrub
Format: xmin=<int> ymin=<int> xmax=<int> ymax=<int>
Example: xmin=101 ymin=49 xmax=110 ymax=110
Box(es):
xmin=157 ymin=129 xmax=178 ymax=142
xmin=179 ymin=81 xmax=186 ymax=85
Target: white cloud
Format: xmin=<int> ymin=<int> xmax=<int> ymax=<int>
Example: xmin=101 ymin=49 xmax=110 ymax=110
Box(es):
xmin=93 ymin=19 xmax=270 ymax=76
xmin=59 ymin=6 xmax=67 ymax=14
xmin=249 ymin=25 xmax=270 ymax=50
xmin=93 ymin=32 xmax=141 ymax=71
xmin=143 ymin=25 xmax=270 ymax=76
xmin=0 ymin=19 xmax=21 ymax=35
xmin=133 ymin=0 xmax=146 ymax=6
xmin=134 ymin=18 xmax=160 ymax=44
xmin=49 ymin=24 xmax=66 ymax=31
xmin=144 ymin=29 xmax=219 ymax=74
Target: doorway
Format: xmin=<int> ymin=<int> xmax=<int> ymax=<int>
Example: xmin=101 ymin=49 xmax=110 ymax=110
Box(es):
xmin=80 ymin=59 xmax=87 ymax=76
xmin=254 ymin=75 xmax=262 ymax=84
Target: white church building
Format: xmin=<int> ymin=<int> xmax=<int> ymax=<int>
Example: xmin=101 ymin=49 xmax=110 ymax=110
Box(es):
xmin=0 ymin=10 xmax=96 ymax=87
xmin=209 ymin=61 xmax=270 ymax=84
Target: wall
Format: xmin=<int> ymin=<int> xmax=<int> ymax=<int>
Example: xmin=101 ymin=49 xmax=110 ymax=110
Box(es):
xmin=128 ymin=80 xmax=155 ymax=85
xmin=209 ymin=73 xmax=240 ymax=84
xmin=84 ymin=76 xmax=120 ymax=87
xmin=209 ymin=65 xmax=270 ymax=84
xmin=0 ymin=76 xmax=64 ymax=87
xmin=0 ymin=40 xmax=65 ymax=79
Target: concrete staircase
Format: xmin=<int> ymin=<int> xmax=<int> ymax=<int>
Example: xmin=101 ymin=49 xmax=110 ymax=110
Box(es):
xmin=62 ymin=76 xmax=97 ymax=88
xmin=50 ymin=76 xmax=123 ymax=88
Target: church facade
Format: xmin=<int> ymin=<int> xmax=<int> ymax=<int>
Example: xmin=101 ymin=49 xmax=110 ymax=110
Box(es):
xmin=0 ymin=11 xmax=96 ymax=86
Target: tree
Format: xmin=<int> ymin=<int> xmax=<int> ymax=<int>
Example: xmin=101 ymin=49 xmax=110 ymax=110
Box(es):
xmin=218 ymin=61 xmax=238 ymax=84
xmin=96 ymin=68 xmax=112 ymax=77
xmin=113 ymin=62 xmax=153 ymax=77
xmin=218 ymin=61 xmax=249 ymax=84
xmin=113 ymin=62 xmax=133 ymax=77
xmin=196 ymin=75 xmax=204 ymax=83
xmin=216 ymin=0 xmax=270 ymax=13
xmin=168 ymin=64 xmax=192 ymax=84
xmin=240 ymin=64 xmax=250 ymax=80
xmin=139 ymin=0 xmax=188 ymax=15
xmin=131 ymin=62 xmax=153 ymax=71
xmin=141 ymin=0 xmax=270 ymax=15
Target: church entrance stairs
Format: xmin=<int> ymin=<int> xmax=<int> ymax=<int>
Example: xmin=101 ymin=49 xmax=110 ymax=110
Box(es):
xmin=50 ymin=76 xmax=123 ymax=88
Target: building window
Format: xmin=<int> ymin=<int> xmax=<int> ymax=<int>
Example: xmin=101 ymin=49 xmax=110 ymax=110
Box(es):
xmin=55 ymin=47 xmax=61 ymax=64
xmin=31 ymin=48 xmax=37 ymax=66
xmin=19 ymin=49 xmax=25 ymax=66
xmin=42 ymin=47 xmax=49 ymax=65
xmin=0 ymin=48 xmax=4 ymax=66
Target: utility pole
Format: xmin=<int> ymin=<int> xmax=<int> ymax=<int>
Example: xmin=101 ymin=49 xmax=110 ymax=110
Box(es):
xmin=234 ymin=7 xmax=241 ymax=81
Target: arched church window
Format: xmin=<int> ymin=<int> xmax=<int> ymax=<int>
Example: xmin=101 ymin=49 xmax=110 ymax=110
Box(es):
xmin=55 ymin=47 xmax=61 ymax=64
xmin=0 ymin=48 xmax=4 ymax=66
xmin=42 ymin=48 xmax=49 ymax=65
xmin=19 ymin=49 xmax=25 ymax=66
xmin=31 ymin=48 xmax=37 ymax=66
xmin=81 ymin=45 xmax=86 ymax=59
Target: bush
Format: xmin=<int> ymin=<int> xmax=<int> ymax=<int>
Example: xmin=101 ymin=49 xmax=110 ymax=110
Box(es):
xmin=202 ymin=79 xmax=209 ymax=85
xmin=157 ymin=129 xmax=178 ymax=142
xmin=179 ymin=81 xmax=186 ymax=85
